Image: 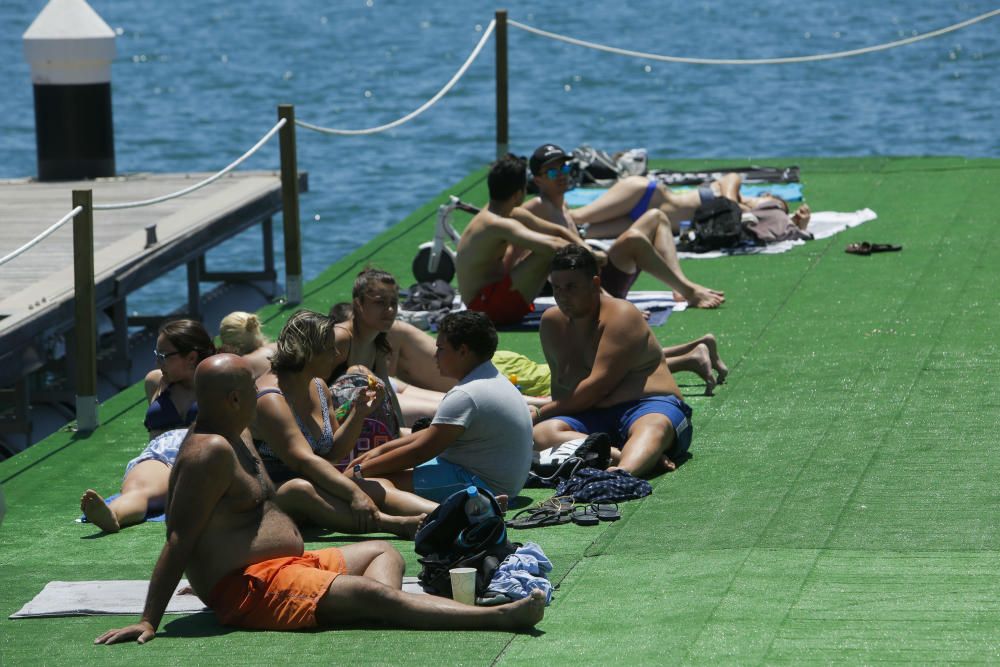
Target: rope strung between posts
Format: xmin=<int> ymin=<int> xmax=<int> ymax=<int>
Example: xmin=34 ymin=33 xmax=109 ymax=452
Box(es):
xmin=296 ymin=19 xmax=496 ymax=136
xmin=508 ymin=9 xmax=1000 ymax=65
xmin=93 ymin=118 xmax=287 ymax=210
xmin=0 ymin=206 xmax=84 ymax=267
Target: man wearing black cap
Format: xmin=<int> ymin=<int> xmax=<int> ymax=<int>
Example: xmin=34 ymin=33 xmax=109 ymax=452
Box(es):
xmin=522 ymin=144 xmax=725 ymax=309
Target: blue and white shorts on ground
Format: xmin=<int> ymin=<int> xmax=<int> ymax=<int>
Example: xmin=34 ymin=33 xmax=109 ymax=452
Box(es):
xmin=123 ymin=428 xmax=188 ymax=480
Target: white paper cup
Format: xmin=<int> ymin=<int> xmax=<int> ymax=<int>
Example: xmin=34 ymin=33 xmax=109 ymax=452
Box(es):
xmin=449 ymin=567 xmax=477 ymax=605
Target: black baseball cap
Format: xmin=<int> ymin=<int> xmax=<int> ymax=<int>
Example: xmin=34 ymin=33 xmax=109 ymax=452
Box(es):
xmin=529 ymin=144 xmax=570 ymax=175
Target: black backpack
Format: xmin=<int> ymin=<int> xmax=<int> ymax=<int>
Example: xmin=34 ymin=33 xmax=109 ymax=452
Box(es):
xmin=686 ymin=198 xmax=753 ymax=252
xmin=413 ymin=487 xmax=518 ymax=598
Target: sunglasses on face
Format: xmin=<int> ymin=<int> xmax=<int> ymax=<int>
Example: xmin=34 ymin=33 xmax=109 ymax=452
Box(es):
xmin=545 ymin=163 xmax=572 ymax=179
xmin=154 ymin=349 xmax=182 ymax=363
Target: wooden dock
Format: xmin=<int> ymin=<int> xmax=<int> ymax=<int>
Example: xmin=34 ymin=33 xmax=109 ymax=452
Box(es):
xmin=0 ymin=170 xmax=307 ymax=442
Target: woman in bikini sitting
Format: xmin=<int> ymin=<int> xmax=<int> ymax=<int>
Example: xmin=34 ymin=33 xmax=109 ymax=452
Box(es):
xmin=253 ymin=310 xmax=435 ymax=539
xmin=80 ymin=319 xmax=216 ymax=533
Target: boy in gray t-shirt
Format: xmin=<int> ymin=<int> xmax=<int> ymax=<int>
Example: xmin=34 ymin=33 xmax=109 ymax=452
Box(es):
xmin=346 ymin=311 xmax=533 ymax=503
xmin=432 ymin=359 xmax=533 ymax=498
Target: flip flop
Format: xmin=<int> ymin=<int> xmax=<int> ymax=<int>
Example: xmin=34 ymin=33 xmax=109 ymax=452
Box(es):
xmin=846 ymin=242 xmax=903 ymax=256
xmin=505 ymin=496 xmax=575 ymax=529
xmin=571 ymin=505 xmax=600 ymax=526
xmin=590 ymin=503 xmax=621 ymax=522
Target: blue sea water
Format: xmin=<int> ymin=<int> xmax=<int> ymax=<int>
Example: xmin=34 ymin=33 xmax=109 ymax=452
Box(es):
xmin=1 ymin=0 xmax=998 ymax=315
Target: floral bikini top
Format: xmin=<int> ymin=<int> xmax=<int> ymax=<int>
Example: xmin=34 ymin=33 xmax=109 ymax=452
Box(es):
xmin=256 ymin=379 xmax=335 ymax=461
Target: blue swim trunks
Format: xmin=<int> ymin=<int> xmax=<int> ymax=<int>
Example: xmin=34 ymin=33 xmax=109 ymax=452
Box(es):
xmin=549 ymin=395 xmax=693 ymax=457
xmin=412 ymin=457 xmax=494 ymax=503
xmin=628 ymin=178 xmax=658 ymax=222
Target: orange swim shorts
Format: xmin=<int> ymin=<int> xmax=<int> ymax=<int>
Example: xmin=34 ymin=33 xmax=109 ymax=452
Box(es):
xmin=209 ymin=547 xmax=347 ymax=630
xmin=466 ymin=273 xmax=534 ymax=326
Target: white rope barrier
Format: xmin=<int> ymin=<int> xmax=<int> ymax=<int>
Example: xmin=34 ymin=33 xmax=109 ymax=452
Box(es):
xmin=509 ymin=9 xmax=1000 ymax=65
xmin=93 ymin=118 xmax=287 ymax=210
xmin=0 ymin=206 xmax=84 ymax=267
xmin=296 ymin=20 xmax=496 ymax=136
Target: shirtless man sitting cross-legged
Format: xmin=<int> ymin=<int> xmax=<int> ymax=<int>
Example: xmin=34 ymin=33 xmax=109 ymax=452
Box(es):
xmin=531 ymin=245 xmax=695 ymax=476
xmin=94 ymin=354 xmax=544 ymax=645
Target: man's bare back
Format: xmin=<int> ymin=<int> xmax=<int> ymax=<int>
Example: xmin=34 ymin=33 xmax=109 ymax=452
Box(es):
xmin=177 ymin=429 xmax=304 ymax=601
xmin=455 ymin=208 xmax=517 ymax=304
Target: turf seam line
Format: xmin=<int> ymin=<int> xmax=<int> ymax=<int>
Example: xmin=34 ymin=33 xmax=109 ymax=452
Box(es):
xmin=755 ymin=178 xmax=989 ymax=663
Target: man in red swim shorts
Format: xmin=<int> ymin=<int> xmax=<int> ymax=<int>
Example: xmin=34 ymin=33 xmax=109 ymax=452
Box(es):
xmin=93 ymin=355 xmax=545 ymax=645
xmin=456 ymin=153 xmax=575 ymax=326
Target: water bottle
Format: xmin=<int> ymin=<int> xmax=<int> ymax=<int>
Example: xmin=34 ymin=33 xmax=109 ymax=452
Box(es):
xmin=464 ymin=486 xmax=494 ymax=524
xmin=456 ymin=487 xmax=497 ymax=549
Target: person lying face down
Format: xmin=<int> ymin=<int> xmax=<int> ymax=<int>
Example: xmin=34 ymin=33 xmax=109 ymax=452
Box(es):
xmin=94 ymin=353 xmax=545 ymax=645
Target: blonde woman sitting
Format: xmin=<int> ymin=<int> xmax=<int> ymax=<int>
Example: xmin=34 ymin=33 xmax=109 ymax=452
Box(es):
xmin=218 ymin=311 xmax=275 ymax=378
xmin=253 ymin=310 xmax=435 ymax=539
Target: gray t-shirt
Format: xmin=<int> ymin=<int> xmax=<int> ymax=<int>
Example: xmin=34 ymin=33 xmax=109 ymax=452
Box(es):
xmin=433 ymin=360 xmax=533 ymax=497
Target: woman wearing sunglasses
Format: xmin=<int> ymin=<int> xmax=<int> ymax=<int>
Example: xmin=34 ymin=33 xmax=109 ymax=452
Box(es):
xmin=80 ymin=319 xmax=216 ymax=533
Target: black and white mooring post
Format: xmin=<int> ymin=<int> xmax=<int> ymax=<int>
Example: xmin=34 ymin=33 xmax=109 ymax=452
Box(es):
xmin=23 ymin=0 xmax=117 ymax=181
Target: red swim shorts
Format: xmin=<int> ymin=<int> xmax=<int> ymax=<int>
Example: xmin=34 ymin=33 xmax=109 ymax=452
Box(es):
xmin=209 ymin=547 xmax=347 ymax=630
xmin=466 ymin=273 xmax=534 ymax=325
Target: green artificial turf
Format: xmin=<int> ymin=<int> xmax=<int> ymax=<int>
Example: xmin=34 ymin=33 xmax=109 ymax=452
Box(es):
xmin=1 ymin=157 xmax=998 ymax=665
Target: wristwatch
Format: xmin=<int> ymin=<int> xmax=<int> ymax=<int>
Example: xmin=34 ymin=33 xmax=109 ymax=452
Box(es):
xmin=352 ymin=463 xmax=364 ymax=480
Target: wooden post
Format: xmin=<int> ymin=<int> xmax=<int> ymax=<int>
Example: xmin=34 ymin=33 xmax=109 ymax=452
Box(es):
xmin=72 ymin=189 xmax=99 ymax=432
xmin=495 ymin=10 xmax=509 ymax=159
xmin=278 ymin=104 xmax=303 ymax=304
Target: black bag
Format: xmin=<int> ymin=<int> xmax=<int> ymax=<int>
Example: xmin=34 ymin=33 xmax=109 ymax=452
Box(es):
xmin=402 ymin=280 xmax=456 ymax=312
xmin=414 ymin=487 xmax=517 ymax=598
xmin=526 ymin=433 xmax=612 ymax=488
xmin=687 ymin=198 xmax=753 ymax=252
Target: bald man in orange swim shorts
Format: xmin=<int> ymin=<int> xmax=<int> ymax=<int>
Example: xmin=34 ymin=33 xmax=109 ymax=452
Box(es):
xmin=93 ymin=355 xmax=545 ymax=644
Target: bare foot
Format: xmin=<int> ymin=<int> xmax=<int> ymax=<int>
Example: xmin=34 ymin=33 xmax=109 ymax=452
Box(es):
xmin=694 ymin=333 xmax=729 ymax=384
xmin=689 ymin=344 xmax=717 ymax=396
xmin=496 ymin=589 xmax=546 ymax=630
xmin=377 ymin=512 xmax=427 ymax=540
xmin=657 ymin=455 xmax=678 ymax=473
xmin=686 ymin=285 xmax=725 ymax=309
xmin=80 ymin=489 xmax=120 ymax=533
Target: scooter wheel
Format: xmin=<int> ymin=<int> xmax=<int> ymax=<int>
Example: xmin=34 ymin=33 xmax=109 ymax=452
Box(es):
xmin=412 ymin=245 xmax=456 ymax=284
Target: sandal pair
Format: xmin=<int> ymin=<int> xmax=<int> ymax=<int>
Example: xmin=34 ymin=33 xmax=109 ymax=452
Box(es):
xmin=570 ymin=503 xmax=621 ymax=526
xmin=845 ymin=242 xmax=902 ymax=256
xmin=505 ymin=496 xmax=574 ymax=529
